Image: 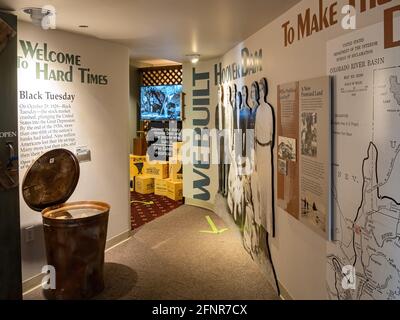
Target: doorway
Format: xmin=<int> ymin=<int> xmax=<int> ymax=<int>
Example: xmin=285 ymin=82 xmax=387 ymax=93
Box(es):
xmin=129 ymin=65 xmax=184 ymax=230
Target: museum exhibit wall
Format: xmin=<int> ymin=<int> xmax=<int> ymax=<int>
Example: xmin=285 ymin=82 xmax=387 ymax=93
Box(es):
xmin=182 ymin=59 xmax=219 ymax=211
xmin=182 ymin=0 xmax=400 ymax=299
xmin=17 ymin=22 xmax=131 ymax=282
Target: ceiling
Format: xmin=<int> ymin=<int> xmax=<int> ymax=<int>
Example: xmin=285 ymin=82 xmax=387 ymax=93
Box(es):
xmin=0 ymin=0 xmax=300 ymax=65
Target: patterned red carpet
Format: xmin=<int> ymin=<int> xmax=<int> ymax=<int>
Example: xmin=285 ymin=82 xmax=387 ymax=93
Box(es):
xmin=131 ymin=192 xmax=183 ymax=229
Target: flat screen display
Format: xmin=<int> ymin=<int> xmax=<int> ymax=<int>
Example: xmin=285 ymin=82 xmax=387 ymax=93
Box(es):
xmin=140 ymin=85 xmax=182 ymax=121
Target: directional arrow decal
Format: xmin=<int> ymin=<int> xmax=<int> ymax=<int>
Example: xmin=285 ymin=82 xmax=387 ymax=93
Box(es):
xmin=131 ymin=200 xmax=154 ymax=205
xmin=200 ymin=216 xmax=228 ymax=234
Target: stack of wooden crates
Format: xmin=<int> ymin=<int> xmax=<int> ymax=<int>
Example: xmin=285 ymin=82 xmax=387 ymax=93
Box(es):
xmin=130 ymin=142 xmax=183 ymax=201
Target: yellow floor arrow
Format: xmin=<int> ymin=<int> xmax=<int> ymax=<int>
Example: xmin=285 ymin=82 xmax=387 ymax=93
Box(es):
xmin=131 ymin=200 xmax=154 ymax=205
xmin=200 ymin=216 xmax=228 ymax=234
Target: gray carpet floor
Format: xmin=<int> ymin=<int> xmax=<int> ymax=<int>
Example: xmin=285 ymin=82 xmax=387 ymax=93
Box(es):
xmin=24 ymin=205 xmax=279 ymax=300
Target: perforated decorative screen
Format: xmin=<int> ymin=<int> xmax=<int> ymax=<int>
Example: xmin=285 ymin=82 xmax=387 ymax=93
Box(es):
xmin=140 ymin=66 xmax=183 ymax=86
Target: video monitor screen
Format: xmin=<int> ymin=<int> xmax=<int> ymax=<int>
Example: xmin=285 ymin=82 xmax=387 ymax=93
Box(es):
xmin=140 ymin=85 xmax=182 ymax=121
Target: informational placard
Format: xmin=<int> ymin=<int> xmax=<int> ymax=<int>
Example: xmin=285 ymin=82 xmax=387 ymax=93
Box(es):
xmin=146 ymin=121 xmax=182 ymax=161
xmin=277 ymin=82 xmax=300 ymax=219
xmin=75 ymin=146 xmax=91 ymax=163
xmin=299 ymin=76 xmax=332 ymax=240
xmin=19 ymin=97 xmax=77 ymax=169
xmin=278 ymin=77 xmax=331 ymax=239
xmin=17 ymin=38 xmax=110 ymax=170
xmin=326 ymin=17 xmax=400 ymax=300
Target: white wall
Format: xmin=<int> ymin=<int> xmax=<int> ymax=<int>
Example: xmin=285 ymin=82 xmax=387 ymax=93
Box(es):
xmin=129 ymin=65 xmax=139 ymax=153
xmin=18 ymin=22 xmax=131 ymax=282
xmin=215 ymin=0 xmax=396 ymax=299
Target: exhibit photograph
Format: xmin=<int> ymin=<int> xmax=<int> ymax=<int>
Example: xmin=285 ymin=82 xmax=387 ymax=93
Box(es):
xmin=1 ymin=0 xmax=400 ymax=314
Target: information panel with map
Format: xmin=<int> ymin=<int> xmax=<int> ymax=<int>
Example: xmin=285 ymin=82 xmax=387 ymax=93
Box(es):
xmin=326 ymin=17 xmax=400 ymax=300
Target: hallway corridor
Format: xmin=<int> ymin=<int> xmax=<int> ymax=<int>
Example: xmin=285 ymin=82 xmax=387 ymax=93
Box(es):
xmin=25 ymin=205 xmax=279 ymax=300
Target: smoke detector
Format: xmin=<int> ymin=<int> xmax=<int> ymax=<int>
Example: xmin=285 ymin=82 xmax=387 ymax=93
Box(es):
xmin=22 ymin=7 xmax=55 ymax=27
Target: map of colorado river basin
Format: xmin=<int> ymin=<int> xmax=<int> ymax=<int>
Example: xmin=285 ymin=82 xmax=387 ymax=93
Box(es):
xmin=326 ymin=19 xmax=400 ymax=300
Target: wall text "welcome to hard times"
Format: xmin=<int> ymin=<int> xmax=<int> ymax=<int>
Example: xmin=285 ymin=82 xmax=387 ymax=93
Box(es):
xmin=18 ymin=40 xmax=109 ymax=85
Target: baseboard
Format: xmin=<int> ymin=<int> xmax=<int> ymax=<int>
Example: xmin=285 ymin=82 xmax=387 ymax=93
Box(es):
xmin=105 ymin=229 xmax=133 ymax=251
xmin=278 ymin=280 xmax=293 ymax=300
xmin=185 ymin=198 xmax=215 ymax=212
xmin=22 ymin=274 xmax=44 ymax=296
xmin=22 ymin=229 xmax=133 ymax=295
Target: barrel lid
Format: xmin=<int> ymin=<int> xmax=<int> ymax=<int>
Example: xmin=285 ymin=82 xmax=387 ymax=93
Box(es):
xmin=22 ymin=149 xmax=80 ymax=212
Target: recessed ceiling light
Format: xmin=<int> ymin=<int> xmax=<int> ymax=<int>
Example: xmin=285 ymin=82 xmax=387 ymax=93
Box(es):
xmin=186 ymin=54 xmax=200 ymax=64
